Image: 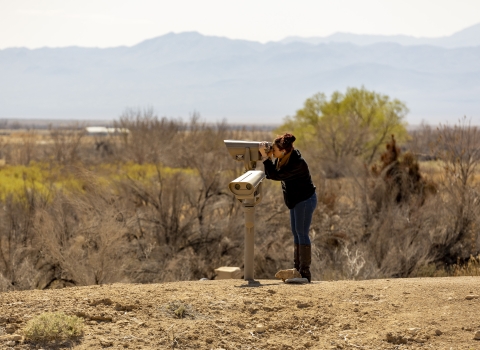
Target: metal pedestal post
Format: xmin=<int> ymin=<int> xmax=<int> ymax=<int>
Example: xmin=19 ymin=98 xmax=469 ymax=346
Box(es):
xmin=243 ymin=199 xmax=259 ymax=285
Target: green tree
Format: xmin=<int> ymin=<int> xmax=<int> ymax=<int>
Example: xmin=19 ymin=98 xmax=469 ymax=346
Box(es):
xmin=279 ymin=87 xmax=408 ymax=166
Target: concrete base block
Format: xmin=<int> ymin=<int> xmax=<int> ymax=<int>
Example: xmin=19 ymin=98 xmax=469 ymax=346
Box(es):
xmin=214 ymin=266 xmax=242 ymax=279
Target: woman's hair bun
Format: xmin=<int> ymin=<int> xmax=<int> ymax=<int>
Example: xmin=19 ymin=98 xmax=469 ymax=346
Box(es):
xmin=283 ymin=133 xmax=296 ymax=145
xmin=274 ymin=132 xmax=296 ymax=152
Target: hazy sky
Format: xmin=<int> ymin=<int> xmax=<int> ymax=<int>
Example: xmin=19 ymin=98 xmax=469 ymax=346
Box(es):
xmin=1 ymin=0 xmax=480 ymax=49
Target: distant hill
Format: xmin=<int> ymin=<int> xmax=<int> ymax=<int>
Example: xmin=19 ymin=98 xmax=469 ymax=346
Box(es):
xmin=0 ymin=30 xmax=479 ymax=125
xmin=280 ymin=22 xmax=480 ymax=48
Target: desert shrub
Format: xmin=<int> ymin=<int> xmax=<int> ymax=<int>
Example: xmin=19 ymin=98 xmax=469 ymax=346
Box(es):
xmin=433 ymin=118 xmax=480 ymax=264
xmin=452 ymin=255 xmax=480 ymax=276
xmin=404 ymin=122 xmax=439 ymax=160
xmin=48 ymin=124 xmax=86 ymax=165
xmin=164 ymin=301 xmax=195 ymax=319
xmin=413 ymin=255 xmax=480 ymax=278
xmin=3 ymin=112 xmax=479 ymax=289
xmin=15 ymin=130 xmax=38 ymax=166
xmin=23 ymin=312 xmax=84 ymax=343
xmin=0 ymin=115 xmax=282 ymax=290
xmin=306 ymin=134 xmax=442 ymax=279
xmin=370 ymin=134 xmax=436 ymax=209
xmin=113 ymin=108 xmax=182 ymax=165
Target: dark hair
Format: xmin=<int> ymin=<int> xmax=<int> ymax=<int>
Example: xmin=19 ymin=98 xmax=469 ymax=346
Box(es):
xmin=274 ymin=133 xmax=296 ymax=153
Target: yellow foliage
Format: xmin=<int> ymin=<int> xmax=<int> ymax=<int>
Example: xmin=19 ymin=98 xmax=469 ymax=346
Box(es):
xmin=0 ymin=163 xmax=56 ymax=201
xmin=277 ymin=87 xmax=408 ymax=163
xmin=0 ymin=162 xmax=196 ymax=202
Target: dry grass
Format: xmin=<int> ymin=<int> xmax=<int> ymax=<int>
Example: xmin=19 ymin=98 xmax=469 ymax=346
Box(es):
xmin=23 ymin=312 xmax=84 ymax=343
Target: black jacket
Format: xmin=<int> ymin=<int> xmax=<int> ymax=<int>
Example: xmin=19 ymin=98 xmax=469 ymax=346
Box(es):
xmin=263 ymin=149 xmax=316 ymax=209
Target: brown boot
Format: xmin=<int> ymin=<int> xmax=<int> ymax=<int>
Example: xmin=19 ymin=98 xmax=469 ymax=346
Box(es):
xmin=299 ymin=244 xmax=312 ymax=282
xmin=294 ymin=244 xmax=300 ymax=271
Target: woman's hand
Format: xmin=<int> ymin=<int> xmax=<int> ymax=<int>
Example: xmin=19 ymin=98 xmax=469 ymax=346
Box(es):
xmin=259 ymin=141 xmax=268 ymax=158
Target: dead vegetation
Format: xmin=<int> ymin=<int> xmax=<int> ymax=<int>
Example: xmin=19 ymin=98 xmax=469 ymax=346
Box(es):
xmin=0 ymin=113 xmax=480 ymax=292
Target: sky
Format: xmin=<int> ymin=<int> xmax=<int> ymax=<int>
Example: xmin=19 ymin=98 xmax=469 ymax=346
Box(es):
xmin=1 ymin=0 xmax=480 ymax=49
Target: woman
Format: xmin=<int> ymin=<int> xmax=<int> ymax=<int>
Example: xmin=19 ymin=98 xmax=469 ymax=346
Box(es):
xmin=260 ymin=133 xmax=317 ymax=282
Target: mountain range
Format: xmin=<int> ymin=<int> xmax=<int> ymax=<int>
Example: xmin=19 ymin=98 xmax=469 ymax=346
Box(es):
xmin=1 ymin=24 xmax=479 ymax=125
xmin=280 ymin=22 xmax=480 ymax=48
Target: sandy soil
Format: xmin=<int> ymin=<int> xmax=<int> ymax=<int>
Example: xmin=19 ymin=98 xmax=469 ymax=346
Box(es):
xmin=1 ymin=276 xmax=480 ymax=349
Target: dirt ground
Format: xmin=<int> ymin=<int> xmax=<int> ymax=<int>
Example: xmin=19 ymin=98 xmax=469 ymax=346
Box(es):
xmin=1 ymin=276 xmax=480 ymax=349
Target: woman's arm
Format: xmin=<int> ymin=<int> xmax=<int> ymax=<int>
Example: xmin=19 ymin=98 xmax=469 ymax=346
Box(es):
xmin=263 ymin=158 xmax=309 ymax=181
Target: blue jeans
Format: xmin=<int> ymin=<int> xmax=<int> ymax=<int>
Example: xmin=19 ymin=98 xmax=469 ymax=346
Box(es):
xmin=290 ymin=193 xmax=317 ymax=245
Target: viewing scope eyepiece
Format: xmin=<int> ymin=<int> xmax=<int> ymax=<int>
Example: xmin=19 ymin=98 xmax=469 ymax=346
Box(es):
xmin=224 ymin=140 xmax=272 ymax=171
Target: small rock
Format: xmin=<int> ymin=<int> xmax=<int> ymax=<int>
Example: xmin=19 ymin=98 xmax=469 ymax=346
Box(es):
xmin=131 ymin=318 xmax=146 ymax=327
xmin=5 ymin=324 xmax=16 ymax=334
xmin=99 ymin=338 xmax=113 ymax=347
xmin=115 ymin=303 xmax=135 ymax=312
xmin=91 ymin=315 xmax=113 ymax=322
xmin=90 ymin=298 xmax=113 ymax=306
xmin=408 ymin=327 xmax=421 ymax=335
xmin=474 ymin=331 xmax=480 ymax=340
xmin=6 ymin=341 xmax=16 ymax=346
xmin=466 ymin=295 xmax=479 ymax=300
xmin=11 ymin=334 xmax=22 ymax=341
xmin=435 ymin=329 xmax=442 ymax=336
xmin=275 ymin=269 xmax=301 ymax=281
xmin=256 ymin=324 xmax=266 ymax=333
xmin=296 ymin=302 xmax=312 ymax=309
xmin=199 ymin=278 xmax=209 ymax=281
xmin=386 ymin=332 xmax=408 ymax=344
